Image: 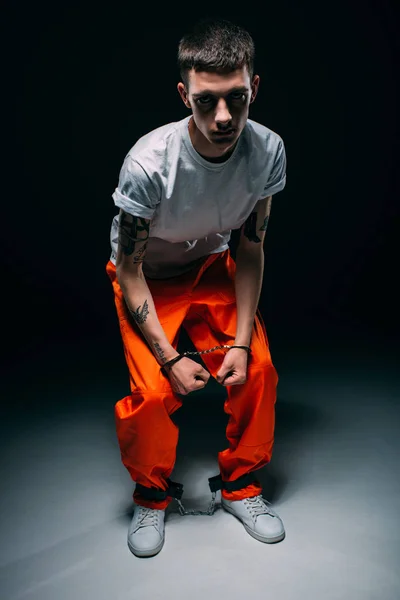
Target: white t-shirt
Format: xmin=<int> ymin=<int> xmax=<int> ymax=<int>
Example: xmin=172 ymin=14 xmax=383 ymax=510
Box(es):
xmin=109 ymin=115 xmax=287 ymax=279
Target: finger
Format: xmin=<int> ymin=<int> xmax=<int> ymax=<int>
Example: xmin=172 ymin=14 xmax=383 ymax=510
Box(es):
xmin=194 ymin=378 xmax=206 ymax=388
xmin=222 ymin=375 xmax=246 ymax=386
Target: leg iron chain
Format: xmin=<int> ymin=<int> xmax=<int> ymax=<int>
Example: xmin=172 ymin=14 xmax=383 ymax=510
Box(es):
xmin=175 ymin=492 xmax=220 ymax=516
xmin=170 ymin=473 xmax=258 ymax=516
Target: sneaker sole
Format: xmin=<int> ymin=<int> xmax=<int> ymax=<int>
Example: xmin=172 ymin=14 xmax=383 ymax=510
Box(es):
xmin=127 ymin=534 xmax=165 ymax=558
xmin=221 ymin=501 xmax=286 ymax=544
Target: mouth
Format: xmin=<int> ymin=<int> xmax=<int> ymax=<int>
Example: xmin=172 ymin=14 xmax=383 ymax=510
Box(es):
xmin=213 ymin=129 xmax=235 ymax=137
xmin=212 ymin=129 xmax=236 ymax=143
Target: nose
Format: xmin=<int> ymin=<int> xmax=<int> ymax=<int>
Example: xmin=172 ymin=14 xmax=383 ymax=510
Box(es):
xmin=215 ymin=98 xmax=232 ymax=127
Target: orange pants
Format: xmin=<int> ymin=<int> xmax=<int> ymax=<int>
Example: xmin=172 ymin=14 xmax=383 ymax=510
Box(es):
xmin=106 ymin=249 xmax=278 ymax=510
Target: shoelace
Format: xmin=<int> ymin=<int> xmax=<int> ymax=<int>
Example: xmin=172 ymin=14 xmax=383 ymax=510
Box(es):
xmin=244 ymin=495 xmax=276 ymax=519
xmin=136 ymin=508 xmax=160 ymax=530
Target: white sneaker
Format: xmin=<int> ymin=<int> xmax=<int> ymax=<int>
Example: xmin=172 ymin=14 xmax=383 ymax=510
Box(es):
xmin=127 ymin=503 xmax=166 ymax=557
xmin=221 ymin=494 xmax=285 ymax=543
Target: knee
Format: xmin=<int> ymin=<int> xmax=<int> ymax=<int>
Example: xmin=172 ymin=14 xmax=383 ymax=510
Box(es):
xmin=115 ymin=391 xmax=182 ymax=422
xmin=247 ymin=360 xmax=278 ymax=386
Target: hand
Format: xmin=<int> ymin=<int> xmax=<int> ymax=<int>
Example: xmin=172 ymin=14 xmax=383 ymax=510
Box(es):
xmin=216 ymin=347 xmax=249 ymax=386
xmin=165 ymin=356 xmax=210 ymax=396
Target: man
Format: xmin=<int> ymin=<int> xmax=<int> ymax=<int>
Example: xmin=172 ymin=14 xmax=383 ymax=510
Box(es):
xmin=106 ymin=17 xmax=287 ymax=558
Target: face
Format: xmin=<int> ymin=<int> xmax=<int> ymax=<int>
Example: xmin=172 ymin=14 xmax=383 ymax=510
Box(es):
xmin=177 ymin=66 xmax=260 ymax=158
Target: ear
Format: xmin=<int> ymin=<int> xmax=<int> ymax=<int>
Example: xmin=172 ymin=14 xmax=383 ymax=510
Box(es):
xmin=177 ymin=82 xmax=191 ymax=109
xmin=250 ymin=74 xmax=260 ymax=104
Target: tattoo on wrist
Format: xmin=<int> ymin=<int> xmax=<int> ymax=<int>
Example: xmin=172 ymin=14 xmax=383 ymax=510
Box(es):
xmin=130 ymin=299 xmax=149 ymax=324
xmin=154 ymin=342 xmax=167 ymax=364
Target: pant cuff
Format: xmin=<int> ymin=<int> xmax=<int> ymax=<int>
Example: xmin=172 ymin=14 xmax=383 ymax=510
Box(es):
xmin=221 ymin=482 xmax=263 ymax=502
xmin=133 ymin=490 xmax=173 ymax=510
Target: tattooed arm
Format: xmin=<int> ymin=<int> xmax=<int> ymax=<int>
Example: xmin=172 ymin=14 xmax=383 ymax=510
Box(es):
xmin=115 ymin=209 xmax=180 ymax=367
xmin=237 ymin=195 xmax=272 ymax=251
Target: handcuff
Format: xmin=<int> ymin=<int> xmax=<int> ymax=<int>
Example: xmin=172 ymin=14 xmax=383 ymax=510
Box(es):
xmin=161 ymin=344 xmax=251 ymax=374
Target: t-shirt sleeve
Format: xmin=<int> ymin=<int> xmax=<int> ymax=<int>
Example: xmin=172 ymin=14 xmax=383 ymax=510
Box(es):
xmin=112 ymin=155 xmax=161 ymax=219
xmin=258 ymin=138 xmax=287 ymax=199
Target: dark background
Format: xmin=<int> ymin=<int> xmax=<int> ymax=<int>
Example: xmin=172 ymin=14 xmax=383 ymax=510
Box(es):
xmin=2 ymin=0 xmax=399 ymax=369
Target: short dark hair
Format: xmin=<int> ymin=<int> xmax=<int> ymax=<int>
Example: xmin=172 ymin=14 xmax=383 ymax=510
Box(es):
xmin=177 ymin=18 xmax=255 ymax=89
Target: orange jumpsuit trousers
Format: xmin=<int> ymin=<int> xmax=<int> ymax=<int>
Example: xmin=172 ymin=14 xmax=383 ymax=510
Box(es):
xmin=106 ymin=248 xmax=279 ymax=510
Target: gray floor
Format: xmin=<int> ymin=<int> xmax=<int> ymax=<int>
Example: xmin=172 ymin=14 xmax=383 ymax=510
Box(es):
xmin=0 ymin=325 xmax=399 ymax=600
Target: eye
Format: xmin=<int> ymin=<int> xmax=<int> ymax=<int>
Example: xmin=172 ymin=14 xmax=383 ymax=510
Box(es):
xmin=194 ymin=93 xmax=247 ymax=106
xmin=196 ymin=96 xmax=212 ymax=105
xmin=230 ymin=92 xmax=247 ymax=101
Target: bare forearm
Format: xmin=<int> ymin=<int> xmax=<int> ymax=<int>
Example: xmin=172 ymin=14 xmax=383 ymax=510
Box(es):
xmin=234 ymin=249 xmax=264 ymax=346
xmin=117 ymin=269 xmax=178 ymax=366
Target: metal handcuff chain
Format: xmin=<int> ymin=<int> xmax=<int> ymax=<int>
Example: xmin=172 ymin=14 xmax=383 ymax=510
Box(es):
xmin=162 ymin=344 xmax=251 ymax=371
xmin=183 ymin=343 xmax=251 ymax=357
xmin=162 ymin=343 xmax=251 ymax=516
